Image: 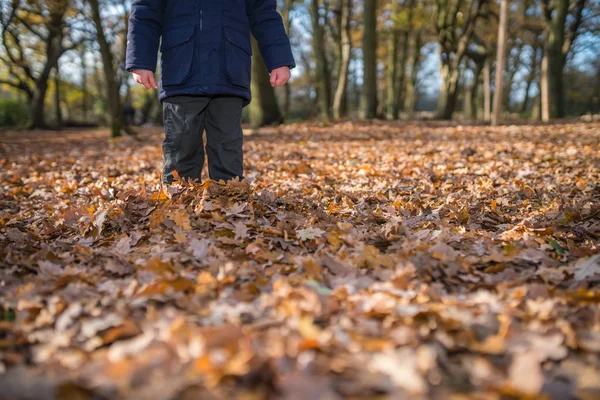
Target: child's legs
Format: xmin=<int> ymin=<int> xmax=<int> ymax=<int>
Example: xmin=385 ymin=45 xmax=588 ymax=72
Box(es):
xmin=162 ymin=96 xmax=210 ymax=184
xmin=205 ymin=96 xmax=244 ymax=182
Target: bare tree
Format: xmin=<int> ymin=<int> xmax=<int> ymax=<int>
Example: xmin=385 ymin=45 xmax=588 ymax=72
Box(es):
xmin=434 ymin=0 xmax=489 ymax=120
xmin=0 ymin=0 xmax=80 ymax=128
xmin=87 ymin=0 xmax=131 ymax=137
xmin=492 ymin=0 xmax=508 ymax=126
xmin=405 ymin=30 xmax=423 ymax=120
xmin=310 ymin=0 xmax=332 ymax=121
xmin=385 ymin=0 xmax=400 ymax=120
xmin=332 ymin=0 xmax=351 ymax=119
xmin=249 ymin=36 xmax=283 ymax=127
xmin=362 ymin=0 xmax=378 ymax=119
xmin=281 ymin=0 xmax=295 ymax=116
xmin=540 ymin=0 xmax=587 ymax=120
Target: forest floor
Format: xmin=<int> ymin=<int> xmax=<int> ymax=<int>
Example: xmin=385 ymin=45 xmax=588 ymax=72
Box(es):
xmin=0 ymin=121 xmax=599 ymax=399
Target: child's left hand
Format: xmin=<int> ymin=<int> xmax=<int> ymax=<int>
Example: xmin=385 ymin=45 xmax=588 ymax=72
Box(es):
xmin=270 ymin=67 xmax=291 ymax=87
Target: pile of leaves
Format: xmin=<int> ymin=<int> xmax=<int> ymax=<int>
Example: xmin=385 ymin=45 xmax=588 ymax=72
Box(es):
xmin=0 ymin=121 xmax=599 ymax=399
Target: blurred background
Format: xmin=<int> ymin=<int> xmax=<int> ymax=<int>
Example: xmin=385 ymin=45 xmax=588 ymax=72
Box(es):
xmin=1 ymin=0 xmax=599 ymax=136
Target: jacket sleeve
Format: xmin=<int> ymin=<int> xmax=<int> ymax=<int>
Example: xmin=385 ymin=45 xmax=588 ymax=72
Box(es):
xmin=245 ymin=0 xmax=296 ymax=73
xmin=126 ymin=0 xmax=165 ymax=72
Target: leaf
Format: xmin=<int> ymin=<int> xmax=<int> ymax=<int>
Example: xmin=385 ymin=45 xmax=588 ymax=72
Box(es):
xmin=516 ymin=247 xmax=546 ymax=263
xmin=508 ymin=351 xmax=543 ymax=395
xmin=302 ymin=259 xmax=324 ymax=282
xmin=136 ymin=278 xmax=196 ymax=297
xmin=172 ymin=207 xmax=191 ymax=230
xmin=429 ymin=242 xmax=457 ymax=262
xmin=305 ymin=280 xmax=332 ymax=295
xmin=55 ymin=303 xmax=82 ymax=332
xmin=93 ymin=208 xmax=109 ymax=236
xmin=232 ymin=221 xmax=249 ymax=240
xmin=114 ymin=235 xmax=132 ymax=255
xmin=369 ymin=349 xmax=426 ymax=394
xmin=189 ymin=238 xmax=210 ymax=259
xmin=297 ymin=316 xmax=321 ymax=340
xmin=104 ymin=259 xmax=134 ymax=276
xmin=225 ymin=202 xmax=247 ymax=217
xmin=549 ymin=238 xmax=566 ymax=255
xmin=6 ymin=228 xmax=29 ymax=245
xmin=140 ymin=258 xmax=175 ymax=278
xmin=574 ymin=254 xmax=600 ymax=281
xmin=297 ymin=227 xmax=326 ymax=241
xmin=38 ymin=260 xmax=63 ymax=277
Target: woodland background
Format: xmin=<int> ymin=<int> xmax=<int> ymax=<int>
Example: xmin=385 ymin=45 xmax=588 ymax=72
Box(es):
xmin=1 ymin=0 xmax=600 ymax=136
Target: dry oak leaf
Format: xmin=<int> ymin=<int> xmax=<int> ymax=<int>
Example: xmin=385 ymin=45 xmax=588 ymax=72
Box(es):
xmin=189 ymin=238 xmax=210 ymax=259
xmin=574 ymin=254 xmax=600 ymax=281
xmin=115 ymin=235 xmax=132 ymax=255
xmin=225 ymin=202 xmax=247 ymax=217
xmin=429 ymin=242 xmax=457 ymax=262
xmin=369 ymin=349 xmax=427 ymax=394
xmin=508 ymin=351 xmax=544 ymax=395
xmin=297 ymin=227 xmax=326 ymax=241
xmin=172 ymin=207 xmax=192 ymax=230
xmin=232 ymin=221 xmax=250 ymax=240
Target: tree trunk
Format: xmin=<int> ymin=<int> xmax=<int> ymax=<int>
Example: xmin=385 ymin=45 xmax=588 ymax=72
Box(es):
xmin=395 ymin=30 xmax=410 ymax=118
xmin=540 ymin=0 xmax=580 ymax=119
xmin=467 ymin=61 xmax=483 ymax=120
xmin=521 ymin=44 xmax=539 ymax=114
xmin=385 ymin=0 xmax=399 ymax=120
xmin=540 ymin=48 xmax=550 ymax=122
xmin=29 ymin=50 xmax=60 ymax=129
xmin=310 ymin=0 xmax=332 ymax=121
xmin=546 ymin=47 xmax=566 ymax=119
xmin=503 ymin=40 xmax=524 ymax=112
xmin=29 ymin=38 xmax=62 ymax=129
xmin=395 ymin=0 xmax=415 ymax=119
xmin=351 ymin=63 xmax=361 ymax=115
xmin=89 ymin=0 xmax=123 ymax=137
xmin=361 ymin=0 xmax=377 ymax=119
xmin=333 ymin=0 xmax=351 ymax=120
xmin=483 ymin=58 xmax=491 ymax=122
xmin=4 ymin=1 xmax=68 ymax=129
xmin=54 ymin=66 xmax=62 ymax=129
xmin=30 ymin=81 xmax=50 ymax=129
xmin=492 ymin=0 xmax=508 ymax=126
xmin=405 ymin=30 xmax=422 ymax=120
xmin=282 ymin=0 xmax=294 ymax=116
xmin=437 ymin=59 xmax=461 ymax=120
xmin=249 ymin=37 xmax=283 ymax=127
xmin=80 ymin=42 xmax=89 ymax=122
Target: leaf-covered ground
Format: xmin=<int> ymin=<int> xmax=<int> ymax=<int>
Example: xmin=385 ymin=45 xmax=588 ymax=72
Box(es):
xmin=1 ymin=121 xmax=599 ymax=399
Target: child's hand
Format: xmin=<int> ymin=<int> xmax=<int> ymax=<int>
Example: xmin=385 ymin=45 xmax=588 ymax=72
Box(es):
xmin=132 ymin=70 xmax=158 ymax=90
xmin=270 ymin=67 xmax=291 ymax=87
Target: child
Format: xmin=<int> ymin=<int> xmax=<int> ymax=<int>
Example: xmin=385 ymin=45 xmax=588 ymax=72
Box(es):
xmin=126 ymin=0 xmax=294 ymax=185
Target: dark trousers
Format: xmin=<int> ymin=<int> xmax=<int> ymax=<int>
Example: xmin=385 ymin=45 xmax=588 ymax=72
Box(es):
xmin=161 ymin=95 xmax=244 ymax=184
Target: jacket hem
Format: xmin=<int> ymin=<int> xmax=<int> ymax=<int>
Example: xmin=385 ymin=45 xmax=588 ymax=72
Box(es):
xmin=159 ymin=84 xmax=252 ymax=106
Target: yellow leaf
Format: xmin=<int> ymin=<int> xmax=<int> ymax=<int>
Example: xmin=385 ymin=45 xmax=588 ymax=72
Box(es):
xmin=298 ymin=316 xmax=321 ymax=340
xmin=172 ymin=207 xmax=191 ymax=230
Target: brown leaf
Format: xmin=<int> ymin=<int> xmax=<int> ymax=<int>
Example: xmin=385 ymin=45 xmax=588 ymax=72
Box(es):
xmin=429 ymin=242 xmax=457 ymax=262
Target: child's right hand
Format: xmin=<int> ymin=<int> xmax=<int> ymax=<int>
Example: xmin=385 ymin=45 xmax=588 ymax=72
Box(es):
xmin=132 ymin=70 xmax=158 ymax=90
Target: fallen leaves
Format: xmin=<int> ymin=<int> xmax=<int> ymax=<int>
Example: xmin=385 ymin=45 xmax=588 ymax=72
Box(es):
xmin=0 ymin=121 xmax=599 ymax=398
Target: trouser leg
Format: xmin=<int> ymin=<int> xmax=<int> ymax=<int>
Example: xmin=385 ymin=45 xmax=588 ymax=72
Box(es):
xmin=162 ymin=96 xmax=209 ymax=184
xmin=205 ymin=96 xmax=244 ymax=182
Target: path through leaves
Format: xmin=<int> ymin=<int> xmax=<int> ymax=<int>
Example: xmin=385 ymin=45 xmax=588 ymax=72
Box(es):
xmin=1 ymin=121 xmax=599 ymax=399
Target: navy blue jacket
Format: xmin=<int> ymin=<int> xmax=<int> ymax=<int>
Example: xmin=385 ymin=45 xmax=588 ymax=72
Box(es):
xmin=126 ymin=0 xmax=295 ymax=105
